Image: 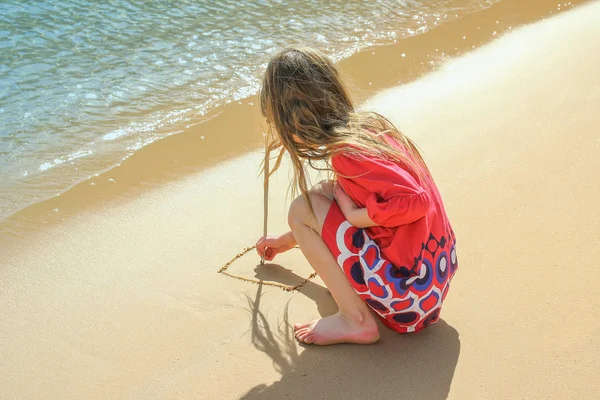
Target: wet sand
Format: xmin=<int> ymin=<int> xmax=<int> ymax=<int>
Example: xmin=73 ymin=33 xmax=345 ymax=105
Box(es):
xmin=0 ymin=0 xmax=587 ymax=239
xmin=1 ymin=1 xmax=599 ymax=399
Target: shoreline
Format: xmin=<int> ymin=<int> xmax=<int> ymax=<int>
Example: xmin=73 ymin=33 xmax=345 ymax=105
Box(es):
xmin=0 ymin=0 xmax=587 ymax=241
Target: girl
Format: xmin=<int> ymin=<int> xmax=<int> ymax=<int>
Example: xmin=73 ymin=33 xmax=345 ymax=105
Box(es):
xmin=256 ymin=47 xmax=457 ymax=345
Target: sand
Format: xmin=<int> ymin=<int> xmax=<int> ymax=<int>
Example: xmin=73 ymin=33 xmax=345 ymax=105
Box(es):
xmin=1 ymin=1 xmax=600 ymax=399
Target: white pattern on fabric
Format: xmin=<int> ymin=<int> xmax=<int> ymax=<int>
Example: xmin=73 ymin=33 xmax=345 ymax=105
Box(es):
xmin=334 ymin=220 xmax=454 ymax=333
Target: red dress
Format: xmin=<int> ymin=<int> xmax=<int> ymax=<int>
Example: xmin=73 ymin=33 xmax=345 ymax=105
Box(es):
xmin=321 ymin=143 xmax=458 ymax=333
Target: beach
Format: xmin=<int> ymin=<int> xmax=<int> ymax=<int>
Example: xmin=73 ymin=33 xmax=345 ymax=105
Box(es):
xmin=1 ymin=1 xmax=600 ymax=399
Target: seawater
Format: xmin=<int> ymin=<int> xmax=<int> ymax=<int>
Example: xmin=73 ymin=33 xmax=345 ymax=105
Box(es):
xmin=0 ymin=0 xmax=496 ymax=220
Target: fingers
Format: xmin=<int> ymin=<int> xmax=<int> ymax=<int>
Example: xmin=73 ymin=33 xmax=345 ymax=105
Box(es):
xmin=333 ymin=181 xmax=345 ymax=198
xmin=255 ymin=237 xmax=277 ymax=261
xmin=258 ymin=248 xmax=276 ymax=262
xmin=334 ymin=184 xmax=347 ymax=207
xmin=265 ymin=248 xmax=274 ymax=261
xmin=255 ymin=235 xmax=287 ymax=261
xmin=255 ymin=236 xmax=267 ymax=257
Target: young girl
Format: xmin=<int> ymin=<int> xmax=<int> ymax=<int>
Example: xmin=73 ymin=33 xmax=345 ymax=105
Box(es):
xmin=256 ymin=47 xmax=457 ymax=345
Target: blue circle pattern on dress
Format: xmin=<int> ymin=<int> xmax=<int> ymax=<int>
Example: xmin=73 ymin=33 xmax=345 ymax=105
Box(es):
xmin=333 ymin=219 xmax=458 ymax=333
xmin=436 ymin=251 xmax=449 ymax=283
xmin=357 ymin=230 xmax=456 ymax=332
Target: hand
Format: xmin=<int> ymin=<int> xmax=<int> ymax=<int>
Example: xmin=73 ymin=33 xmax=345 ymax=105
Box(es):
xmin=333 ymin=181 xmax=378 ymax=228
xmin=255 ymin=232 xmax=296 ymax=262
xmin=333 ymin=181 xmax=359 ymax=218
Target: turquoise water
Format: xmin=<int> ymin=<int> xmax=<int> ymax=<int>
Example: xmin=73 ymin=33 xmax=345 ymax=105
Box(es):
xmin=0 ymin=0 xmax=495 ymax=220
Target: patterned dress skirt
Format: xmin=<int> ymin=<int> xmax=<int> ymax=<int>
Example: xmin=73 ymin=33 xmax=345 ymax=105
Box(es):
xmin=321 ymin=202 xmax=458 ymax=334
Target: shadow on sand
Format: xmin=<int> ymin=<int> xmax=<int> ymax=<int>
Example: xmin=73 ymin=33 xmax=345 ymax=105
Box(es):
xmin=241 ymin=264 xmax=461 ymax=400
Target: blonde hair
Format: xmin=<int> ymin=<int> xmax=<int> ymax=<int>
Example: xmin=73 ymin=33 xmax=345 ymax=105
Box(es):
xmin=260 ymin=47 xmax=428 ymax=212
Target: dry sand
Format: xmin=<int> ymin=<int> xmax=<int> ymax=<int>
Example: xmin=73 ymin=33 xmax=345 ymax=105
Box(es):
xmin=1 ymin=1 xmax=600 ymax=399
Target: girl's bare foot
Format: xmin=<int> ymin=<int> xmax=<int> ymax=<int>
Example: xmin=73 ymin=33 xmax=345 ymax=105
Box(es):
xmin=293 ymin=312 xmax=380 ymax=345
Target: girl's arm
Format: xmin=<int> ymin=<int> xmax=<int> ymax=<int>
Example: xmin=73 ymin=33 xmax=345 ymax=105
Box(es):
xmin=256 ymin=231 xmax=297 ymax=261
xmin=345 ymin=208 xmax=379 ymax=228
xmin=332 ymin=153 xmax=431 ymax=228
xmin=280 ymin=230 xmax=298 ymax=246
xmin=334 ymin=182 xmax=379 ymax=228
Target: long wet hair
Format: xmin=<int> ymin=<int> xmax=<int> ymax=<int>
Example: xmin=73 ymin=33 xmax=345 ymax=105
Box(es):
xmin=260 ymin=47 xmax=428 ymax=211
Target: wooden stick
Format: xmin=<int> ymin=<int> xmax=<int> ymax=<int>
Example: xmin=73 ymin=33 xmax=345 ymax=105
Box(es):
xmin=216 ymin=132 xmax=317 ymax=292
xmin=261 ymin=133 xmax=269 ymax=265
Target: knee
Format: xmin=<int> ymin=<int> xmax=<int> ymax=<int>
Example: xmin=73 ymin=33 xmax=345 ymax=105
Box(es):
xmin=288 ymin=191 xmax=330 ymax=230
xmin=312 ymin=180 xmax=335 ymax=200
xmin=288 ymin=194 xmax=310 ymax=229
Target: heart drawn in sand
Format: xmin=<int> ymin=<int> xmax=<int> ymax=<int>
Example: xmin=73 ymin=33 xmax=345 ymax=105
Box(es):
xmin=218 ymin=246 xmax=316 ymax=292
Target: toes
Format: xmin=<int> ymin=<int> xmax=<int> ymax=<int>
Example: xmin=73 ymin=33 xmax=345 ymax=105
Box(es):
xmin=295 ymin=328 xmax=310 ymax=338
xmin=303 ymin=334 xmax=315 ymax=344
xmin=295 ymin=328 xmax=312 ymax=342
xmin=294 ymin=321 xmax=313 ymax=331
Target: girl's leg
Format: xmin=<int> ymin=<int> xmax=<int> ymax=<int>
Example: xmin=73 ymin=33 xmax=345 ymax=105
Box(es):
xmin=288 ymin=188 xmax=379 ymax=345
